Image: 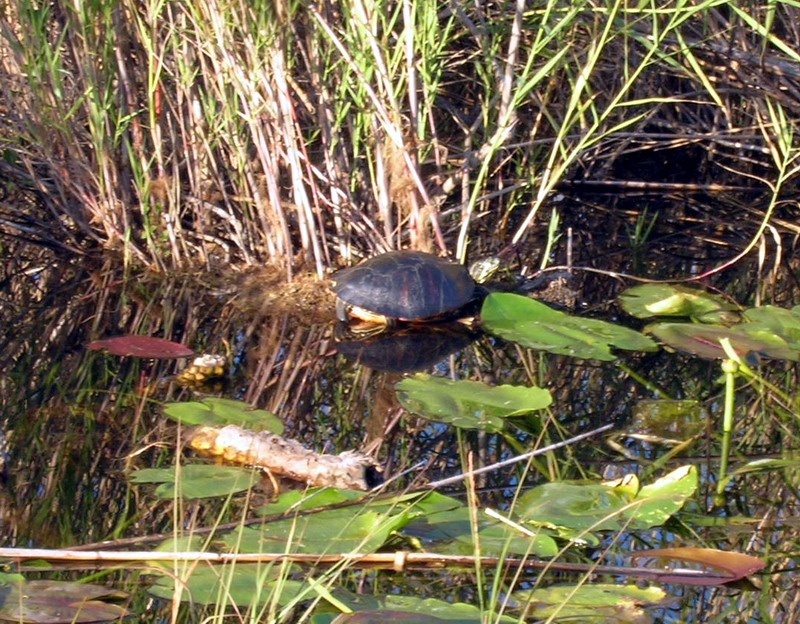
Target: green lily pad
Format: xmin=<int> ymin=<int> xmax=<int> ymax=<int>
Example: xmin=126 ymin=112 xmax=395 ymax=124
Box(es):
xmin=619 ymin=283 xmax=740 ymax=323
xmin=395 ymin=374 xmax=551 ymax=432
xmin=130 ymin=464 xmax=261 ymax=499
xmin=742 ymin=305 xmax=800 ymax=349
xmin=403 ymin=506 xmax=558 ymax=558
xmin=164 ymin=397 xmax=284 ymax=434
xmin=647 ymin=323 xmax=800 ymax=361
xmin=482 ymin=293 xmax=657 ymax=361
xmin=328 ymin=591 xmax=517 ymax=623
xmin=517 ymin=466 xmax=697 ymax=534
xmin=511 ymin=583 xmax=666 ymax=621
xmin=149 ymin=564 xmax=305 ymax=606
xmin=225 ymin=506 xmax=411 ymax=555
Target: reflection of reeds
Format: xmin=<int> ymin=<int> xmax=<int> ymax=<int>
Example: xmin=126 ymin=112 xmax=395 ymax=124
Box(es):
xmin=1 ymin=2 xmax=798 ymax=270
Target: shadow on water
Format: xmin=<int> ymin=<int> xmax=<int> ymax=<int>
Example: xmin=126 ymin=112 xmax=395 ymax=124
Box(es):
xmin=1 ymin=190 xmax=800 ymax=620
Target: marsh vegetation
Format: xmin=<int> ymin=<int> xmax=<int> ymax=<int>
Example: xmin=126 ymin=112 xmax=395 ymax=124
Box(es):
xmin=1 ymin=1 xmax=800 ymax=622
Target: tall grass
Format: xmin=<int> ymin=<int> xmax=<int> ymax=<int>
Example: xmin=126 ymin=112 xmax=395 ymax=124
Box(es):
xmin=1 ymin=1 xmax=798 ymax=273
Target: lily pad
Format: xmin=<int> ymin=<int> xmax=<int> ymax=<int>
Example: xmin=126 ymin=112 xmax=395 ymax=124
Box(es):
xmin=619 ymin=283 xmax=740 ymax=323
xmin=164 ymin=398 xmax=284 ymax=434
xmin=395 ymin=374 xmax=551 ymax=432
xmin=149 ymin=564 xmax=305 ymax=606
xmin=517 ymin=466 xmax=697 ymax=535
xmin=742 ymin=305 xmax=800 ymax=349
xmin=482 ymin=293 xmax=657 ymax=361
xmin=130 ymin=464 xmax=261 ymax=499
xmin=86 ymin=335 xmax=194 ymax=358
xmin=0 ymin=579 xmax=127 ymax=623
xmin=647 ymin=323 xmax=800 ymax=361
xmin=511 ymin=583 xmax=666 ymax=622
xmin=225 ymin=506 xmax=411 ymax=555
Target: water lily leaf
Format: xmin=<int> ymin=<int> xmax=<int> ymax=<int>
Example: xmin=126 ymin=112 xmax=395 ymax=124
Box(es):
xmin=149 ymin=564 xmax=305 ymax=606
xmin=330 ymin=611 xmax=465 ymax=623
xmin=482 ymin=293 xmax=656 ymax=361
xmin=619 ymin=283 xmax=739 ymax=323
xmin=0 ymin=579 xmax=127 ymax=623
xmin=395 ymin=374 xmax=551 ymax=432
xmin=164 ymin=398 xmax=284 ymax=434
xmin=86 ymin=335 xmax=194 ymax=358
xmin=625 ymin=465 xmax=697 ymax=528
xmin=130 ymin=464 xmax=260 ymax=499
xmin=511 ymin=583 xmax=665 ymax=622
xmin=742 ymin=305 xmax=800 ymax=348
xmin=225 ymin=506 xmax=411 ymax=554
xmin=328 ymin=592 xmax=516 ymax=623
xmin=517 ymin=481 xmax=632 ymax=532
xmin=647 ymin=323 xmax=800 ymax=361
xmin=630 ymin=547 xmax=766 ymax=586
xmin=403 ymin=506 xmax=558 ymax=558
xmin=516 ymin=466 xmax=696 ymax=533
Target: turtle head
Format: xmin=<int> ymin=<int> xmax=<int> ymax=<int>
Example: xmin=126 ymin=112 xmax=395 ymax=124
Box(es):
xmin=468 ymin=256 xmax=502 ymax=285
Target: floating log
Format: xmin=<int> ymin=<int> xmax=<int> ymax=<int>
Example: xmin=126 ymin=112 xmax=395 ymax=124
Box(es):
xmin=189 ymin=425 xmax=381 ymax=491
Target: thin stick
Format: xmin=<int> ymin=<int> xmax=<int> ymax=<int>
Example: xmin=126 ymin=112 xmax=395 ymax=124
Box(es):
xmin=426 ymin=424 xmax=613 ymax=489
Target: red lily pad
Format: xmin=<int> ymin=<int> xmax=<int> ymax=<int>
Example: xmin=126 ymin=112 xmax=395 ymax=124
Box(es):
xmin=631 ymin=547 xmax=766 ymax=586
xmin=0 ymin=579 xmax=128 ymax=623
xmin=87 ymin=335 xmax=195 ymax=358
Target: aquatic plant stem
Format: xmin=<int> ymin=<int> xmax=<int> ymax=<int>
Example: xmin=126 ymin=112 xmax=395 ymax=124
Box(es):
xmin=717 ymin=357 xmax=737 ymax=497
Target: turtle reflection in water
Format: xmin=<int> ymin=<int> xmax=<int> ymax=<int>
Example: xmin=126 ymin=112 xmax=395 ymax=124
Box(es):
xmin=334 ymin=324 xmax=478 ymax=373
xmin=332 ymin=250 xmax=519 ymax=333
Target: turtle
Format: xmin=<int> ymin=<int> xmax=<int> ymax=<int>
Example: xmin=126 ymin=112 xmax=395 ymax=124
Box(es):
xmin=332 ymin=251 xmax=480 ymax=327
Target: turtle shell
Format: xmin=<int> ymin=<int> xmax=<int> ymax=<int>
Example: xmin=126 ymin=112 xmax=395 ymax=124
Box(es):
xmin=333 ymin=251 xmax=477 ymax=322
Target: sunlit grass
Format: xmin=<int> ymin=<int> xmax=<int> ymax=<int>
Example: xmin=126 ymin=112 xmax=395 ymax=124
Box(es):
xmin=1 ymin=1 xmax=797 ymax=270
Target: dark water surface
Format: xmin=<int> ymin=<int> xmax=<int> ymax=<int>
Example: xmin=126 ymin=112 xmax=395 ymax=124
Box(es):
xmin=2 ymin=191 xmax=799 ymax=622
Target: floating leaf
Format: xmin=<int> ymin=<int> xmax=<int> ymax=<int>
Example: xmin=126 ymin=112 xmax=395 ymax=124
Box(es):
xmin=131 ymin=464 xmax=260 ymax=499
xmin=482 ymin=293 xmax=656 ymax=361
xmin=625 ymin=465 xmax=697 ymax=529
xmin=517 ymin=466 xmax=696 ymax=534
xmin=226 ymin=507 xmax=411 ymax=555
xmin=630 ymin=547 xmax=766 ymax=586
xmin=403 ymin=506 xmax=558 ymax=558
xmin=149 ymin=564 xmax=305 ymax=606
xmin=331 ymin=612 xmax=460 ymax=623
xmin=328 ymin=591 xmax=515 ymax=623
xmin=511 ymin=583 xmax=666 ymax=622
xmin=647 ymin=323 xmax=799 ymax=361
xmin=86 ymin=335 xmax=194 ymax=358
xmin=742 ymin=305 xmax=800 ymax=349
xmin=164 ymin=398 xmax=284 ymax=434
xmin=395 ymin=374 xmax=551 ymax=432
xmin=619 ymin=283 xmax=740 ymax=323
xmin=0 ymin=580 xmax=127 ymax=623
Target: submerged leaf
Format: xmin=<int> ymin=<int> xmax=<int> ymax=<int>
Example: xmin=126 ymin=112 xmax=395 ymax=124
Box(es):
xmin=396 ymin=374 xmax=551 ymax=432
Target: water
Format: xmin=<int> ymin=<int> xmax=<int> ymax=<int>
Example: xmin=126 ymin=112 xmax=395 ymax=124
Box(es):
xmin=0 ymin=191 xmax=797 ymax=622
